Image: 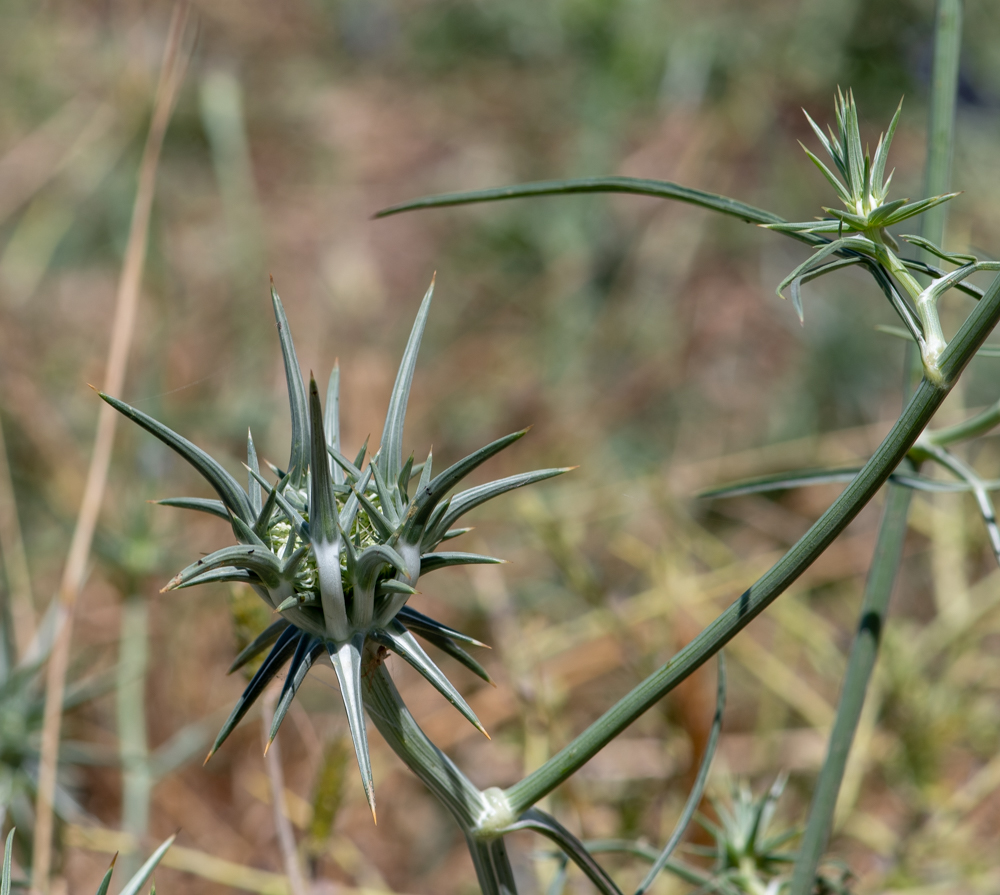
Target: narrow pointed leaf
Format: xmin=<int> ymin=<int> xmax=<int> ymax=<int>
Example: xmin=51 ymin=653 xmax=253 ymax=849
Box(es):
xmin=376 ymin=578 xmax=418 ymax=596
xmin=94 ymin=862 xmax=115 ymax=895
xmin=374 ymin=621 xmax=488 ymax=738
xmin=376 ymin=177 xmax=786 ymax=227
xmin=100 ymin=392 xmax=252 ymax=522
xmin=899 ymin=234 xmax=976 ymax=265
xmin=368 ymin=459 xmax=402 ymax=527
xmin=397 ymin=604 xmax=489 ymax=648
xmin=407 ymin=626 xmax=494 ymax=684
xmin=803 ymin=109 xmax=840 ymax=174
xmin=247 ymin=467 xmax=307 ymax=539
xmin=403 ymin=429 xmax=529 ymax=535
xmin=800 ymin=145 xmax=850 ymax=205
xmin=271 ymin=283 xmax=310 ymax=488
xmin=309 ymin=377 xmax=348 ymax=640
xmin=329 ymin=636 xmax=376 ymax=820
xmin=880 ymin=192 xmax=961 ymax=227
xmin=866 ymin=197 xmax=909 ymax=227
xmin=440 ymin=527 xmax=473 ymax=541
xmin=355 ymin=544 xmax=408 ymax=589
xmin=353 ymin=436 xmax=370 ymax=471
xmin=1 ymin=829 xmax=13 ymax=895
xmin=170 ymin=567 xmax=259 ymax=590
xmin=268 ymin=636 xmax=324 ymax=745
xmin=154 ymin=497 xmax=228 ymax=520
xmin=419 ymin=552 xmax=504 ymax=575
xmin=208 ymin=626 xmax=300 ymax=759
xmin=253 ymin=472 xmax=287 ymax=539
xmin=428 ymin=467 xmax=571 ymax=544
xmin=325 ymin=364 xmax=343 ymax=484
xmin=380 ymin=277 xmax=434 ymax=487
xmin=354 ymin=490 xmax=396 ymax=539
xmin=230 ymin=512 xmax=268 ymax=549
xmin=166 ymin=545 xmax=282 ymax=591
xmin=229 ymin=619 xmax=290 ymax=674
xmin=119 ymin=835 xmax=176 ymax=895
xmin=872 ymin=98 xmax=903 ymax=195
xmin=247 ymin=430 xmax=262 ymax=517
xmin=328 ymin=445 xmax=363 ymax=481
xmin=398 ymin=453 xmax=415 ymax=497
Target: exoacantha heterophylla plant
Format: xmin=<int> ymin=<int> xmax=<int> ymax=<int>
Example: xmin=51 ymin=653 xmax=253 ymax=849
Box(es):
xmin=763 ymin=88 xmax=1000 ymax=385
xmin=101 ymin=277 xmax=569 ymax=820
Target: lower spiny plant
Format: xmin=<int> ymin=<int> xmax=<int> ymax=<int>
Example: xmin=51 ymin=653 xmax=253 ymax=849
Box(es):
xmin=101 ymin=278 xmax=568 ymax=820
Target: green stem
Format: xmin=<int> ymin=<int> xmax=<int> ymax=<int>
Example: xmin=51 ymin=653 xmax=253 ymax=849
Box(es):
xmin=788 ymin=481 xmax=913 ymax=895
xmin=117 ymin=593 xmax=151 ymax=885
xmin=504 ymin=270 xmax=1000 ymax=816
xmin=927 ymin=397 xmax=1000 ymax=445
xmin=922 ymin=0 xmax=963 ymax=251
xmin=364 ymin=664 xmax=488 ymax=832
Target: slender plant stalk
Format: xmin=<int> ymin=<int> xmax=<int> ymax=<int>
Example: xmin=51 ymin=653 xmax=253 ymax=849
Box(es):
xmin=505 ymin=266 xmax=1000 ymax=815
xmin=30 ymin=9 xmax=192 ymax=891
xmin=790 ymin=7 xmax=963 ymax=888
xmin=922 ymin=0 xmax=963 ymax=250
xmin=117 ymin=594 xmax=152 ymax=886
xmin=261 ymin=686 xmax=310 ymax=895
xmin=789 ymin=481 xmax=913 ymax=894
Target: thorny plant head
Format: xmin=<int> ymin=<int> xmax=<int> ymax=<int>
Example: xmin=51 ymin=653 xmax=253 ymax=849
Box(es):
xmin=694 ymin=776 xmax=852 ymax=895
xmin=101 ymin=278 xmax=569 ymax=820
xmin=761 ymin=89 xmax=1000 ymax=385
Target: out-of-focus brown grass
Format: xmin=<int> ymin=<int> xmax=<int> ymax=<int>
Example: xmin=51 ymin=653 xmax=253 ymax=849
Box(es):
xmin=2 ymin=1 xmax=1000 ymax=893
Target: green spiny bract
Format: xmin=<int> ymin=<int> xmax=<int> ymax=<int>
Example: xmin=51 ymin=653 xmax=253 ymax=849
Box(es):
xmin=100 ymin=277 xmax=570 ymax=819
xmin=693 ymin=776 xmax=852 ymax=895
xmin=760 ymin=89 xmax=1000 ymax=385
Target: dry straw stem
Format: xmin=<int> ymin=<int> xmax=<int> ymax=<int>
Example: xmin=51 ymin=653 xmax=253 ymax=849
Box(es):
xmin=66 ymin=824 xmax=408 ymax=895
xmin=30 ymin=6 xmax=193 ymax=892
xmin=261 ymin=686 xmax=310 ymax=895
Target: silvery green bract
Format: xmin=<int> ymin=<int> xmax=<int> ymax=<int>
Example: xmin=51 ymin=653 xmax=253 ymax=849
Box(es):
xmin=101 ymin=278 xmax=568 ymax=819
xmin=760 ymin=89 xmax=1000 ymax=385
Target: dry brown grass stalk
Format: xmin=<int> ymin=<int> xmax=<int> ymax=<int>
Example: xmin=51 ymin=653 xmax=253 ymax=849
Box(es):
xmin=262 ymin=685 xmax=310 ymax=895
xmin=30 ymin=6 xmax=193 ymax=891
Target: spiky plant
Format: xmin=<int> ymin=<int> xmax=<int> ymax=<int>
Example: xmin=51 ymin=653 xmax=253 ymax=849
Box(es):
xmin=694 ymin=776 xmax=852 ymax=895
xmin=99 ymin=278 xmax=569 ymax=819
xmin=765 ymin=89 xmax=999 ymax=384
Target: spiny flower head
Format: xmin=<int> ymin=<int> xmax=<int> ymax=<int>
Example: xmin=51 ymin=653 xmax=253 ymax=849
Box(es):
xmin=101 ymin=277 xmax=570 ymax=819
xmin=788 ymin=88 xmax=957 ymax=237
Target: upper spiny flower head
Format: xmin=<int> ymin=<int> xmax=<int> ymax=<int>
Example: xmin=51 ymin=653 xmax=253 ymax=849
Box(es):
xmin=101 ymin=277 xmax=570 ymax=819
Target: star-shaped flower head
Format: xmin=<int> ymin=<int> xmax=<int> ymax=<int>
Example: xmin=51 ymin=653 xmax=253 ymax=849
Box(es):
xmin=779 ymin=88 xmax=957 ymax=240
xmin=101 ymin=277 xmax=570 ymax=820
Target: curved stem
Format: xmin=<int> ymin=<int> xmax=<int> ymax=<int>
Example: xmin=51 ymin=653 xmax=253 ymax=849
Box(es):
xmin=363 ymin=664 xmax=487 ymax=831
xmin=634 ymin=653 xmax=726 ymax=895
xmin=927 ymin=397 xmax=1000 ymax=445
xmin=505 ymin=269 xmax=1000 ymax=815
xmin=503 ymin=809 xmax=623 ymax=895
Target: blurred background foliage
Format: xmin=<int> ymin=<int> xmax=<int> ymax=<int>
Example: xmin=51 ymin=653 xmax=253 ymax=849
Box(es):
xmin=1 ymin=0 xmax=1000 ymax=892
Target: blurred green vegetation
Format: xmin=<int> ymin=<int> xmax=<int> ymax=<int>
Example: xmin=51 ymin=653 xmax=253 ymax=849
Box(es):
xmin=1 ymin=0 xmax=1000 ymax=893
